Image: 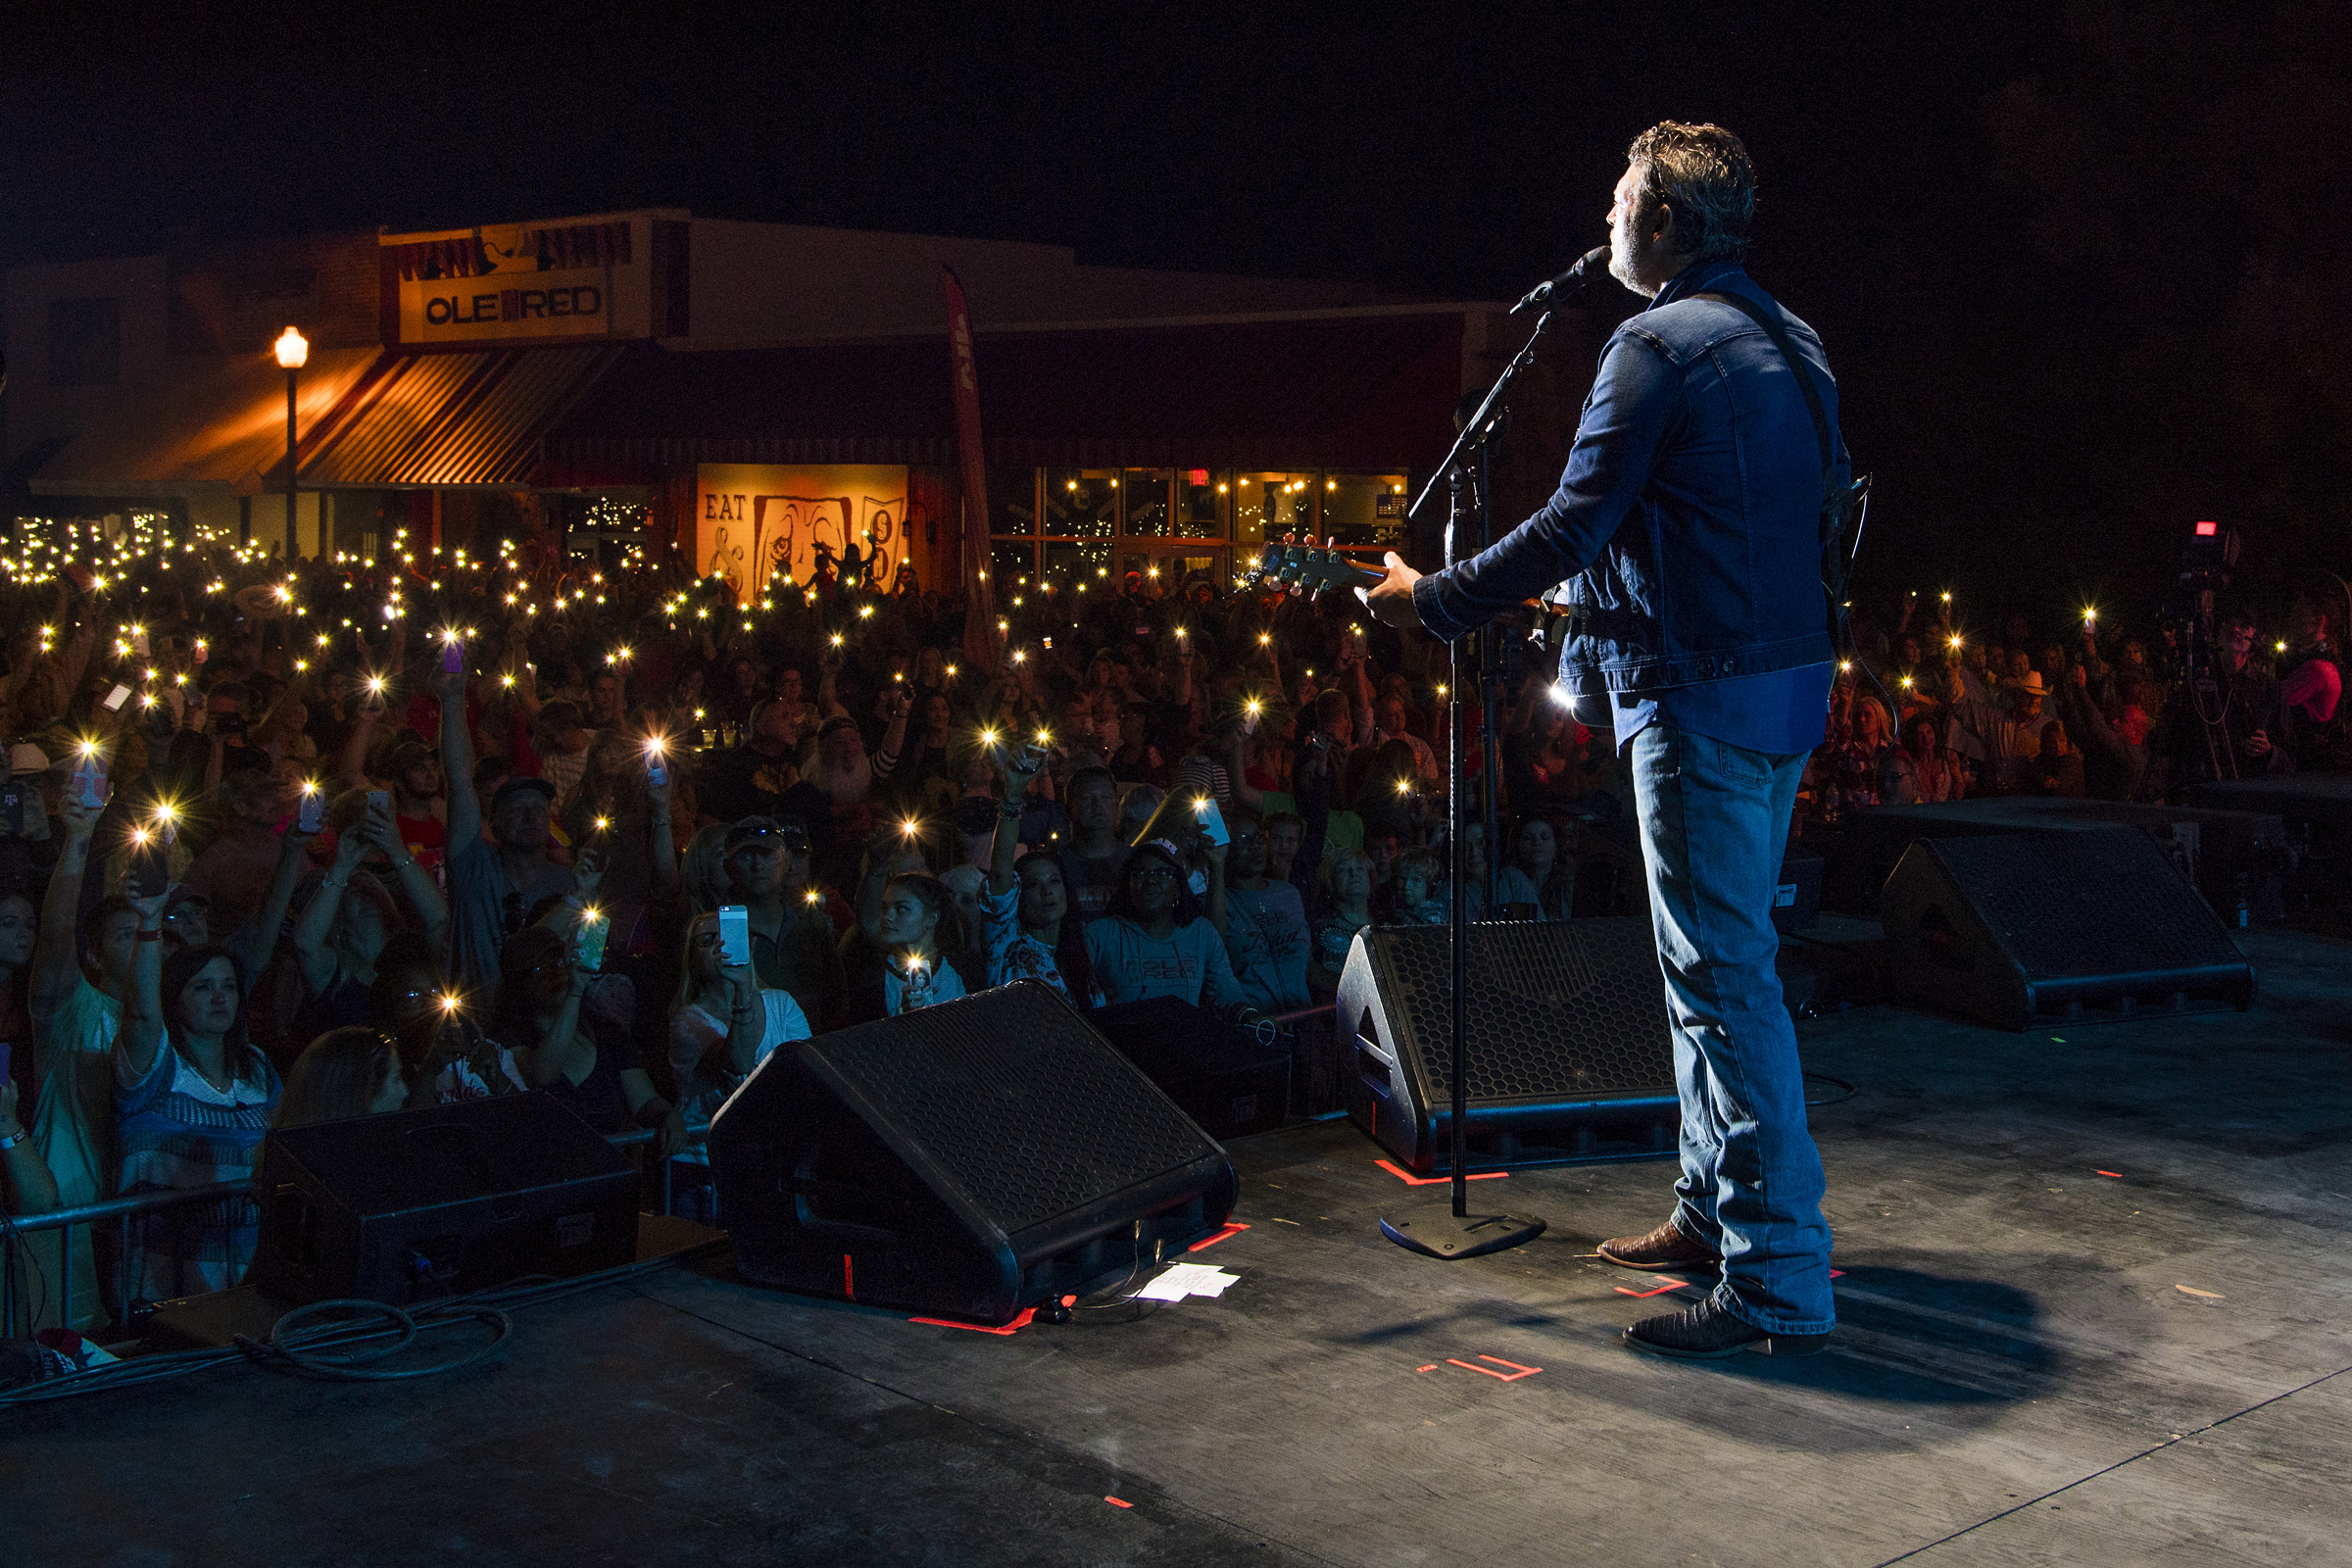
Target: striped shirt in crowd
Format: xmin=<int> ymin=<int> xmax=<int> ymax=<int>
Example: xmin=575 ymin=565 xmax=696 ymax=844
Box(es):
xmin=115 ymin=1041 xmax=281 ymax=1302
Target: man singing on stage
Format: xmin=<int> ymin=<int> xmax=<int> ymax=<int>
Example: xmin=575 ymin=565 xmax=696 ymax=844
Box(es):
xmin=1359 ymin=122 xmax=1839 ymax=1359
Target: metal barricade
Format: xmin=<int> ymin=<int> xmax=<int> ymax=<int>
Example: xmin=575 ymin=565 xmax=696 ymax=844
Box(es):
xmin=1 ymin=1126 xmax=709 ymax=1339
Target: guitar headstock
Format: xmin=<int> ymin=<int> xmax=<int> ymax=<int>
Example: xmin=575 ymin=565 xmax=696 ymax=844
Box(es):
xmin=1240 ymin=543 xmax=1372 ymax=596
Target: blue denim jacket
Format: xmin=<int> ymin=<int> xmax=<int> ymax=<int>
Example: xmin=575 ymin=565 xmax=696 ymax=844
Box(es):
xmin=1414 ymin=258 xmax=1845 ymax=706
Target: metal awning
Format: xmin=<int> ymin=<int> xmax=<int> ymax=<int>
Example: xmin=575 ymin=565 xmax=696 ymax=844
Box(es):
xmin=29 ymin=347 xmax=381 ymax=498
xmin=298 ymin=344 xmax=624 ymax=489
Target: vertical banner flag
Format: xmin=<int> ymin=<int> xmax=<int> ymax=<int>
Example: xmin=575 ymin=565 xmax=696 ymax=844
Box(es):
xmin=943 ymin=267 xmax=999 ymax=673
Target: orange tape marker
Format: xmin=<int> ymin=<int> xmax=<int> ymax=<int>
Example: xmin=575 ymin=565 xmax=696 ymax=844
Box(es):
xmin=1187 ymin=1222 xmax=1250 ymax=1252
xmin=1376 ymin=1157 xmax=1508 ymax=1186
xmin=1613 ymin=1276 xmax=1691 ymax=1298
xmin=908 ymin=1308 xmax=1037 ymax=1336
xmin=1104 ymin=1495 xmax=1133 ymax=1508
xmin=1446 ymin=1354 xmax=1542 ymax=1382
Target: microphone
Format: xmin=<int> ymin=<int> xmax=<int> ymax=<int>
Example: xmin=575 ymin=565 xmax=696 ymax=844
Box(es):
xmin=1510 ymin=245 xmax=1612 ymax=315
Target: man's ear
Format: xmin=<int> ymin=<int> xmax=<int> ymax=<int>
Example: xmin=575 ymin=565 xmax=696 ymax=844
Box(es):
xmin=1651 ymin=199 xmax=1682 ymax=255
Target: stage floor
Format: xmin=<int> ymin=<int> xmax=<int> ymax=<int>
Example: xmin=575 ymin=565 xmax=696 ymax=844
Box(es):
xmin=12 ymin=925 xmax=2352 ymax=1567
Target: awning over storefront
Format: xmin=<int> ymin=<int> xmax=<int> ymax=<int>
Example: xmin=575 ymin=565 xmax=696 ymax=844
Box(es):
xmin=29 ymin=347 xmax=380 ymax=498
xmin=300 ymin=344 xmax=624 ymax=489
xmin=539 ymin=308 xmax=1478 ymax=477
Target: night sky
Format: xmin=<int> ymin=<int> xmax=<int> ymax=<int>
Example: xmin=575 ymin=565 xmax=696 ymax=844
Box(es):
xmin=6 ymin=2 xmax=2346 ymax=629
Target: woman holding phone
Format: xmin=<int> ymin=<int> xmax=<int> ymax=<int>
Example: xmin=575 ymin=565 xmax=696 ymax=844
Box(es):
xmin=666 ymin=909 xmax=810 ymax=1136
xmin=115 ymin=903 xmax=281 ymax=1301
xmin=494 ymin=923 xmax=684 ymax=1152
xmin=980 ymin=742 xmax=1102 ymax=1005
xmin=291 ymin=792 xmax=448 ymax=1040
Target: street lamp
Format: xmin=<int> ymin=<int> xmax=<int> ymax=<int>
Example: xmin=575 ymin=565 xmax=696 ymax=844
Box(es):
xmin=274 ymin=325 xmax=309 ymax=563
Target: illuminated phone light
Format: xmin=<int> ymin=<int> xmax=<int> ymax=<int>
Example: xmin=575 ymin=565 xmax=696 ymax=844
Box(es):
xmin=805 ymin=890 xmax=822 ymax=906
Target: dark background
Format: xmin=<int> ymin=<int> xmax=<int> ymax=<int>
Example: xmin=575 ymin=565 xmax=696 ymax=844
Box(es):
xmin=5 ymin=1 xmax=2347 ymax=633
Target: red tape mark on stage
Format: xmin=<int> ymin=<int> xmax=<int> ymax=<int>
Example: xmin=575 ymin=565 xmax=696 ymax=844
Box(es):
xmin=1188 ymin=1222 xmax=1251 ymax=1252
xmin=1104 ymin=1495 xmax=1134 ymax=1509
xmin=1416 ymin=1363 xmax=1440 ymax=1372
xmin=1830 ymin=1269 xmax=1844 ymax=1278
xmin=2097 ymin=1170 xmax=2125 ymax=1178
xmin=1613 ymin=1276 xmax=1692 ymax=1298
xmin=1447 ymin=1354 xmax=1543 ymax=1382
xmin=908 ymin=1308 xmax=1037 ymax=1336
xmin=1375 ymin=1158 xmax=1509 ymax=1186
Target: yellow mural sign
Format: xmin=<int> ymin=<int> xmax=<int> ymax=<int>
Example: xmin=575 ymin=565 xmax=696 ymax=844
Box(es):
xmin=695 ymin=464 xmax=910 ymax=597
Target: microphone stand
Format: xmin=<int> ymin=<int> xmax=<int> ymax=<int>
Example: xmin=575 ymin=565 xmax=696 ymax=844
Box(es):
xmin=1379 ymin=309 xmax=1556 ymax=1261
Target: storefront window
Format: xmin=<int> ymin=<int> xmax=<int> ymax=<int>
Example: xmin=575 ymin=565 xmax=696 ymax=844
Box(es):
xmin=1043 ymin=538 xmax=1114 ymax=592
xmin=1232 ymin=472 xmax=1315 ymax=547
xmin=1043 ymin=469 xmax=1116 ymax=538
xmin=1179 ymin=469 xmax=1226 ymax=538
xmin=991 ymin=539 xmax=1036 ymax=582
xmin=1321 ymin=472 xmax=1410 ymax=550
xmin=987 ymin=466 xmax=1405 ymax=597
xmin=987 ymin=466 xmax=1038 ymax=536
xmin=1119 ymin=469 xmax=1171 ymax=537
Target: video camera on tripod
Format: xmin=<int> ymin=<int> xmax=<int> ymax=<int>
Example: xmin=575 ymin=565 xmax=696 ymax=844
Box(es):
xmin=2175 ymin=518 xmax=2241 ymax=598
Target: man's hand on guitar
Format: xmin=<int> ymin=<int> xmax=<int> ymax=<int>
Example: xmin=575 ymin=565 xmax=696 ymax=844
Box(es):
xmin=1357 ymin=551 xmax=1423 ymax=631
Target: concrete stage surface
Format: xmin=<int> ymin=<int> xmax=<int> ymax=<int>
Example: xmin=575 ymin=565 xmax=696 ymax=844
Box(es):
xmin=10 ymin=925 xmax=2350 ymax=1567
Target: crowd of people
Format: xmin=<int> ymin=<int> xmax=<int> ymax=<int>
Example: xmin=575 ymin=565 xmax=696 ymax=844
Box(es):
xmin=1804 ymin=589 xmax=2351 ymax=826
xmin=0 ymin=514 xmax=2341 ymax=1332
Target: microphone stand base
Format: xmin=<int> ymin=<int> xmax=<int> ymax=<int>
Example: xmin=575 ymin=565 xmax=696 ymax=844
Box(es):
xmin=1379 ymin=1202 xmax=1547 ymax=1260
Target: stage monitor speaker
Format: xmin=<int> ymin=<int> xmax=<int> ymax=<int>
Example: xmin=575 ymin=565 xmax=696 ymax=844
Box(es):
xmin=1880 ymin=830 xmax=2257 ymax=1031
xmin=708 ymin=981 xmax=1238 ymax=1326
xmin=1091 ymin=997 xmax=1292 ymax=1139
xmin=1340 ymin=916 xmax=1678 ymax=1173
xmin=246 ymin=1091 xmax=641 ymax=1306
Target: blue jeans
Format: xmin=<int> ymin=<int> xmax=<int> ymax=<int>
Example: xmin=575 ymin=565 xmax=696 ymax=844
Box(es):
xmin=1630 ymin=724 xmax=1835 ymax=1334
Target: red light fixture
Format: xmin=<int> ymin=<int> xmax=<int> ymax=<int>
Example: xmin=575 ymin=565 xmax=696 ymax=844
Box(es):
xmin=2194 ymin=520 xmax=2219 ymax=536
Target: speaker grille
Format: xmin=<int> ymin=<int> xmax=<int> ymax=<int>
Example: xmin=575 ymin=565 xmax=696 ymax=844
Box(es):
xmin=1934 ymin=833 xmax=2239 ymax=979
xmin=804 ymin=984 xmax=1218 ymax=1237
xmin=1370 ymin=918 xmax=1674 ymax=1100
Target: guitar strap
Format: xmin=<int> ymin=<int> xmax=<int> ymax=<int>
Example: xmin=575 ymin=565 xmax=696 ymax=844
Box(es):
xmin=1692 ymin=289 xmax=1858 ymax=649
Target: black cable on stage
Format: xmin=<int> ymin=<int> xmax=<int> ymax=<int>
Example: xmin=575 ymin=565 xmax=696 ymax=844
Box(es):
xmin=1803 ymin=1072 xmax=1858 ymax=1106
xmin=0 ymin=1241 xmax=724 ymax=1408
xmin=233 ymin=1298 xmax=513 ymax=1383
